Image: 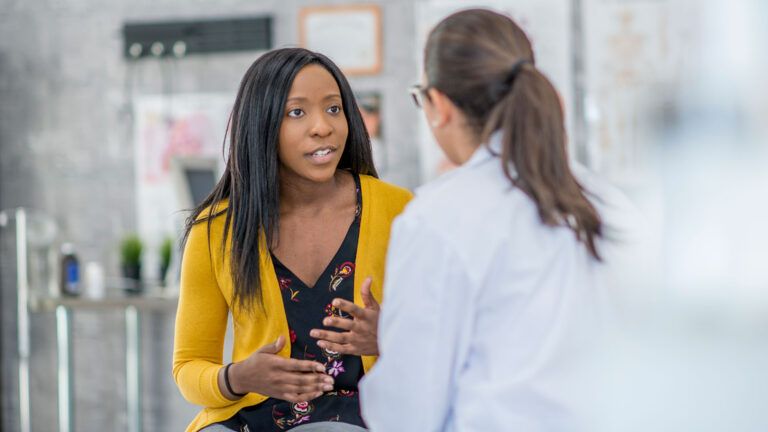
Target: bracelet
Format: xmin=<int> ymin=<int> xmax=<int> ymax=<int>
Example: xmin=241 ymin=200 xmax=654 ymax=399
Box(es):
xmin=224 ymin=362 xmax=247 ymax=398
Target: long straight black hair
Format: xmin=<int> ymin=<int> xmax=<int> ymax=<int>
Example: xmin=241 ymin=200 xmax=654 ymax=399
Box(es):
xmin=425 ymin=9 xmax=603 ymax=260
xmin=183 ymin=48 xmax=377 ymax=312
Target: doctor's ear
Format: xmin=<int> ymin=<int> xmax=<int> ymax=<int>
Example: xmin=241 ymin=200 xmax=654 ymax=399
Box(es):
xmin=425 ymin=88 xmax=455 ymax=129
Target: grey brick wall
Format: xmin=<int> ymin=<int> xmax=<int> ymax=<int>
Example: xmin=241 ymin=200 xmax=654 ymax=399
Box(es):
xmin=0 ymin=1 xmax=420 ymax=430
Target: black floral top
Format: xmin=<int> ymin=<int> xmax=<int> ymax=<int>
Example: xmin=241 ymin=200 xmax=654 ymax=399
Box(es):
xmin=220 ymin=173 xmax=365 ymax=431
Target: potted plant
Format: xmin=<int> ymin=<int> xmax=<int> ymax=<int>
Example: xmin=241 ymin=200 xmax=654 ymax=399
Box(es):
xmin=159 ymin=237 xmax=173 ymax=286
xmin=120 ymin=234 xmax=143 ymax=293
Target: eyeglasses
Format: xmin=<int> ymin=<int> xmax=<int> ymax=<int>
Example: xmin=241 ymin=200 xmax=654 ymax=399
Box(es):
xmin=408 ymin=84 xmax=430 ymax=109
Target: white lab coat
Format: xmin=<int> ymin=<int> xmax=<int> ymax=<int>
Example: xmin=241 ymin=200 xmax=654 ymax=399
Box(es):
xmin=360 ymin=135 xmax=638 ymax=432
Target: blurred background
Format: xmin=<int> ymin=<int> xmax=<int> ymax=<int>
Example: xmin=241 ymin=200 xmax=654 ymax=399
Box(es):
xmin=1 ymin=0 xmax=767 ymax=431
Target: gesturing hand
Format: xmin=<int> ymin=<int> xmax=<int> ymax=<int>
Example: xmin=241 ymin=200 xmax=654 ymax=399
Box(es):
xmin=228 ymin=335 xmax=335 ymax=403
xmin=310 ymin=277 xmax=380 ymax=356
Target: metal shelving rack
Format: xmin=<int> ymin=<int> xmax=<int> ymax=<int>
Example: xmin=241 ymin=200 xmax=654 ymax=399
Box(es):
xmin=1 ymin=208 xmax=177 ymax=432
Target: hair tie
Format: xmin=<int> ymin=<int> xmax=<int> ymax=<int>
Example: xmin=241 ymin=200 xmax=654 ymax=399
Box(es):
xmin=504 ymin=59 xmax=531 ymax=86
xmin=224 ymin=362 xmax=247 ymax=398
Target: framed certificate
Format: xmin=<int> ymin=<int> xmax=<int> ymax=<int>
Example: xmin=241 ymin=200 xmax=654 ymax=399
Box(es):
xmin=299 ymin=4 xmax=383 ymax=75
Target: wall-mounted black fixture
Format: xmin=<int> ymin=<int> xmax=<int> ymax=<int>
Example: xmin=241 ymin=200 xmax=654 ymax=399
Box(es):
xmin=122 ymin=16 xmax=273 ymax=60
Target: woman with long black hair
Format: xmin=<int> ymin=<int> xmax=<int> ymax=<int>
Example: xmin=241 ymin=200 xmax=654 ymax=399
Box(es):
xmin=173 ymin=48 xmax=411 ymax=432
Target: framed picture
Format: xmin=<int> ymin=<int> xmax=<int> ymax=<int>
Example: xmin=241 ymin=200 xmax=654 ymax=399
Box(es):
xmin=355 ymin=91 xmax=382 ymax=139
xmin=355 ymin=91 xmax=387 ymax=171
xmin=299 ymin=4 xmax=382 ymax=75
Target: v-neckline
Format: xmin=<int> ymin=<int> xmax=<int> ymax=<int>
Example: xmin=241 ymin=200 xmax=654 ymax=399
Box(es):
xmin=270 ymin=173 xmax=361 ymax=290
xmin=270 ymin=216 xmax=358 ymax=290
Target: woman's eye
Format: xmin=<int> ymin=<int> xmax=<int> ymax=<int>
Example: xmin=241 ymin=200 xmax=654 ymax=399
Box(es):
xmin=327 ymin=105 xmax=342 ymax=115
xmin=287 ymin=108 xmax=304 ymax=118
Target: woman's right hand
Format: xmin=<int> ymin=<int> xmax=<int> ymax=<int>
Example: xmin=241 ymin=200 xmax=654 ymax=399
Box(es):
xmin=224 ymin=335 xmax=334 ymax=403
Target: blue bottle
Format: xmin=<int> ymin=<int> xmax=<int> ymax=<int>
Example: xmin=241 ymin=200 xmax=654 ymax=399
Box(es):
xmin=60 ymin=243 xmax=80 ymax=296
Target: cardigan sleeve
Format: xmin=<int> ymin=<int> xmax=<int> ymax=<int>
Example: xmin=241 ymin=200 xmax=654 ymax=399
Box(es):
xmin=172 ymin=220 xmax=237 ymax=408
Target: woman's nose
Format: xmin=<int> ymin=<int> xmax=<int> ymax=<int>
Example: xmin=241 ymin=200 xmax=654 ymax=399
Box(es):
xmin=309 ymin=115 xmax=333 ymax=137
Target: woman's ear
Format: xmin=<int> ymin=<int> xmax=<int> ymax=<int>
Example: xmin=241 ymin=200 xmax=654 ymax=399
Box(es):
xmin=425 ymin=88 xmax=454 ymax=129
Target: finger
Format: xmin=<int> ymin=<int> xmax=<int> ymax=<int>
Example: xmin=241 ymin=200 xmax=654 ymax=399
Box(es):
xmin=277 ymin=358 xmax=327 ymax=373
xmin=310 ymin=328 xmax=350 ymax=344
xmin=322 ymin=316 xmax=355 ymax=331
xmin=282 ymin=371 xmax=334 ymax=388
xmin=280 ymin=379 xmax=334 ymax=394
xmin=361 ymin=277 xmax=380 ymax=311
xmin=332 ymin=298 xmax=366 ymax=318
xmin=316 ymin=340 xmax=355 ymax=355
xmin=257 ymin=335 xmax=284 ymax=354
xmin=276 ymin=372 xmax=333 ymax=386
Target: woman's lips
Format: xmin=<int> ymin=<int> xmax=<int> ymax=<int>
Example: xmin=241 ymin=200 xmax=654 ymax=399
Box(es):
xmin=306 ymin=147 xmax=336 ymax=165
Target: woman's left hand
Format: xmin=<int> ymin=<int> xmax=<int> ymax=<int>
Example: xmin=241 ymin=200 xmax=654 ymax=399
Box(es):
xmin=310 ymin=277 xmax=380 ymax=356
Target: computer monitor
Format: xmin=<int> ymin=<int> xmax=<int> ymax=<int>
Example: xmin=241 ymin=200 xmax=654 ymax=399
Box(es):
xmin=170 ymin=156 xmax=219 ymax=210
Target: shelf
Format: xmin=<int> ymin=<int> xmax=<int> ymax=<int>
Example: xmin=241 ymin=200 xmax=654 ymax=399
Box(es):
xmin=29 ymin=293 xmax=179 ymax=312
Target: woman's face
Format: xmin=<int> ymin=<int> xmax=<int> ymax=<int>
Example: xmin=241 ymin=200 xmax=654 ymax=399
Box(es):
xmin=278 ymin=64 xmax=349 ymax=183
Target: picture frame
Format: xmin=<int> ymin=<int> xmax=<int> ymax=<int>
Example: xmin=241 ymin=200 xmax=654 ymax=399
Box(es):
xmin=299 ymin=4 xmax=383 ymax=75
xmin=355 ymin=91 xmax=388 ymax=171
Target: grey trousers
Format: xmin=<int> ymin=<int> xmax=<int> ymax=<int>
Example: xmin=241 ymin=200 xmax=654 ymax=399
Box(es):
xmin=199 ymin=425 xmax=233 ymax=432
xmin=200 ymin=422 xmax=367 ymax=432
xmin=290 ymin=422 xmax=367 ymax=432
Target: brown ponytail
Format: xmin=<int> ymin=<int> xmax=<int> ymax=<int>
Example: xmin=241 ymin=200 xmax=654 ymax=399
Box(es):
xmin=426 ymin=9 xmax=603 ymax=260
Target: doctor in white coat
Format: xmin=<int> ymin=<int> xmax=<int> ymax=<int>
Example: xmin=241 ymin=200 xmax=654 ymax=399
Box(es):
xmin=360 ymin=9 xmax=633 ymax=432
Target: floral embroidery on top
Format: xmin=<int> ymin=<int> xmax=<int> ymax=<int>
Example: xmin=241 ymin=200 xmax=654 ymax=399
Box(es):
xmin=324 ymin=302 xmax=350 ymax=319
xmin=321 ymin=345 xmax=341 ymax=361
xmin=272 ymin=401 xmax=314 ymax=430
xmin=327 ymin=360 xmax=346 ymax=377
xmin=300 ymin=344 xmax=317 ymax=361
xmin=278 ymin=277 xmax=291 ymax=290
xmin=288 ymin=287 xmax=300 ymax=302
xmin=325 ymin=389 xmax=356 ymax=398
xmin=329 ymin=262 xmax=355 ymax=291
xmin=278 ymin=277 xmax=301 ymax=302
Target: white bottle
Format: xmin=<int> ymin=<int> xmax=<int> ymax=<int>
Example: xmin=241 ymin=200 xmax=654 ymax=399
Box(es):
xmin=84 ymin=261 xmax=105 ymax=299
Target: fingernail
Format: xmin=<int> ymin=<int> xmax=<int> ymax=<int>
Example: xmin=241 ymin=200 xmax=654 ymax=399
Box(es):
xmin=325 ymin=378 xmax=334 ymax=385
xmin=332 ymin=300 xmax=340 ymax=306
xmin=310 ymin=330 xmax=318 ymax=337
xmin=323 ymin=318 xmax=331 ymax=326
xmin=323 ymin=384 xmax=334 ymax=391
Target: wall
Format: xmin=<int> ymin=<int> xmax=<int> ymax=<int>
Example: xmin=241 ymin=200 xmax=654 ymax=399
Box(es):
xmin=0 ymin=0 xmax=420 ymax=430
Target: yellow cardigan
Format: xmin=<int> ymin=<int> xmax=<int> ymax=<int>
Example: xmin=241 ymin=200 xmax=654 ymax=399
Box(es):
xmin=172 ymin=175 xmax=412 ymax=431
